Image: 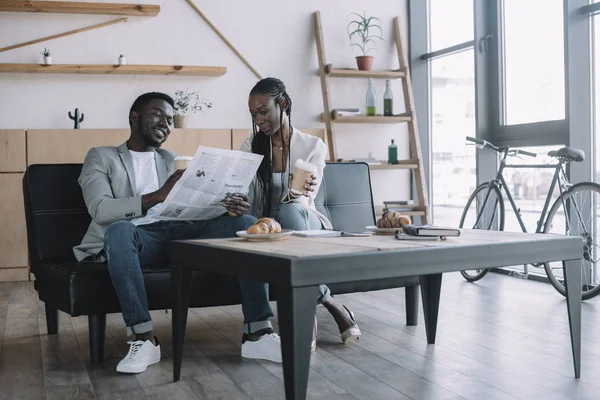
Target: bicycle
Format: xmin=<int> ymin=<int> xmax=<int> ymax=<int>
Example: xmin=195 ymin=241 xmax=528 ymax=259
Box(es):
xmin=458 ymin=136 xmax=600 ymax=300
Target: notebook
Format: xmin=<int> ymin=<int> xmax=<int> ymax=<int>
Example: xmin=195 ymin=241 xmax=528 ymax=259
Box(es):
xmin=402 ymin=225 xmax=461 ymax=237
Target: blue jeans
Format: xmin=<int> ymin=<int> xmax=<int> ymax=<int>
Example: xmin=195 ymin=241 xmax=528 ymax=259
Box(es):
xmin=103 ymin=215 xmax=274 ymax=336
xmin=277 ymin=202 xmax=332 ymax=304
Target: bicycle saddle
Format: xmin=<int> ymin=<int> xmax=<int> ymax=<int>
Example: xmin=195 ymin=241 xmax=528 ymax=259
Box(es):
xmin=547 ymin=146 xmax=585 ymax=162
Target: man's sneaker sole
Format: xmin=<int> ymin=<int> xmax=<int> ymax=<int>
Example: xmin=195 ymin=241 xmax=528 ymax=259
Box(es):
xmin=116 ymin=354 xmax=161 ymax=374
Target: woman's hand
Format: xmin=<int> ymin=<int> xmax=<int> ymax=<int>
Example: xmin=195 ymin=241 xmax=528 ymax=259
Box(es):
xmin=290 ymin=173 xmax=317 ymax=197
xmin=223 ymin=193 xmax=250 ymax=216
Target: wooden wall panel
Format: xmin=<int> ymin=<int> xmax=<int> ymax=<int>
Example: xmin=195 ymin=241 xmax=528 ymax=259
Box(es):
xmin=27 ymin=129 xmax=233 ymax=165
xmin=0 ymin=267 xmax=29 ymax=282
xmin=163 ymin=129 xmax=231 ymax=155
xmin=27 ymin=129 xmax=130 ymax=165
xmin=231 ymin=128 xmax=325 ymax=152
xmin=0 ymin=174 xmax=28 ymax=280
xmin=0 ymin=130 xmax=26 ymax=172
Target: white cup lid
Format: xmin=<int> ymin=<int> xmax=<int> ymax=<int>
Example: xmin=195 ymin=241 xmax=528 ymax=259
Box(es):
xmin=294 ymin=159 xmax=317 ymax=173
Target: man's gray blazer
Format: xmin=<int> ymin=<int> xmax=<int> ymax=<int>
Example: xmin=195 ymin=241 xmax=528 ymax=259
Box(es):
xmin=73 ymin=142 xmax=177 ymax=262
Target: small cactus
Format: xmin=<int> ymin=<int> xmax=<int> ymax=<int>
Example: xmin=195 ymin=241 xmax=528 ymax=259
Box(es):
xmin=68 ymin=108 xmax=85 ymax=129
xmin=41 ymin=48 xmax=50 ymax=57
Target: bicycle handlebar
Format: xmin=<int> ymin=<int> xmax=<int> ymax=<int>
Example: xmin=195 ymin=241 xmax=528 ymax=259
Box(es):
xmin=515 ymin=149 xmax=537 ymax=158
xmin=465 ymin=136 xmax=482 ymax=145
xmin=465 ymin=136 xmax=536 ymax=158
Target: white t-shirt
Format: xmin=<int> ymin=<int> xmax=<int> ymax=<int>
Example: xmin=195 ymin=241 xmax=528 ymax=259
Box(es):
xmin=129 ymin=150 xmax=160 ymax=226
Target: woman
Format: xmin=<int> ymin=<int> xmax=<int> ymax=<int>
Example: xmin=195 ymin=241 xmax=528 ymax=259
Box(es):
xmin=240 ymin=77 xmax=360 ymax=344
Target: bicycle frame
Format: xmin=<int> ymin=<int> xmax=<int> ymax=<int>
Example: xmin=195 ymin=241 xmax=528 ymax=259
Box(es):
xmin=477 ymin=150 xmax=570 ymax=235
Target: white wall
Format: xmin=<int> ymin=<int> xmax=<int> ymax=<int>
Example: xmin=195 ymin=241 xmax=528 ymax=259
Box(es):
xmin=0 ymin=0 xmax=411 ymax=205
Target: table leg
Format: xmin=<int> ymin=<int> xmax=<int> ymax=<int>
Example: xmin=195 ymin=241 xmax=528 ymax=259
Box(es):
xmin=172 ymin=264 xmax=193 ymax=382
xmin=276 ymin=285 xmax=319 ymax=400
xmin=563 ymin=259 xmax=582 ymax=378
xmin=420 ymin=274 xmax=442 ymax=344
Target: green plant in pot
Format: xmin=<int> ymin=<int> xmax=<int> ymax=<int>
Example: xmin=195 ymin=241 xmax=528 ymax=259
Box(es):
xmin=347 ymin=12 xmax=383 ymax=71
xmin=173 ymin=89 xmax=212 ymax=129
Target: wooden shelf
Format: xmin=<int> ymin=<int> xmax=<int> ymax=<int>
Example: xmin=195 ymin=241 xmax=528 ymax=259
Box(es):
xmin=370 ymin=159 xmax=418 ymax=170
xmin=0 ymin=0 xmax=159 ymax=16
xmin=337 ymin=159 xmax=419 ymax=170
xmin=375 ymin=205 xmax=426 ymax=217
xmin=0 ymin=63 xmax=227 ymax=76
xmin=325 ymin=64 xmax=405 ymax=79
xmin=321 ymin=110 xmax=412 ymax=124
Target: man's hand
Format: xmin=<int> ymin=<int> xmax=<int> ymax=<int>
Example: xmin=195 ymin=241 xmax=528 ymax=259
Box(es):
xmin=290 ymin=173 xmax=318 ymax=197
xmin=223 ymin=193 xmax=250 ymax=217
xmin=156 ymin=169 xmax=185 ymax=202
xmin=142 ymin=169 xmax=185 ymax=213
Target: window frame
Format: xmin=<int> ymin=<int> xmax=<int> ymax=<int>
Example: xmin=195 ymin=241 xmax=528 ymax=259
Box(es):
xmin=410 ymin=0 xmax=594 ymax=195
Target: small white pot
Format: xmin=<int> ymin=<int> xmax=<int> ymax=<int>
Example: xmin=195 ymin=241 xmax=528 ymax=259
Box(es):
xmin=43 ymin=56 xmax=52 ymax=65
xmin=118 ymin=56 xmax=126 ymax=65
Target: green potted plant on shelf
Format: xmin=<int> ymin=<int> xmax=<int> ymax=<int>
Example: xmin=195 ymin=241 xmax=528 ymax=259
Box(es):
xmin=173 ymin=89 xmax=212 ymax=129
xmin=41 ymin=48 xmax=52 ymax=65
xmin=347 ymin=12 xmax=383 ymax=71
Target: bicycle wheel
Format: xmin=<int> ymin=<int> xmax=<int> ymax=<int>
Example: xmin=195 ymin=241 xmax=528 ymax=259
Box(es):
xmin=459 ymin=183 xmax=505 ymax=282
xmin=544 ymin=182 xmax=600 ymax=300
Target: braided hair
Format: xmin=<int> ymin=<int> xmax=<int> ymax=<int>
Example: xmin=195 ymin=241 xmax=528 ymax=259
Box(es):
xmin=249 ymin=77 xmax=293 ymax=218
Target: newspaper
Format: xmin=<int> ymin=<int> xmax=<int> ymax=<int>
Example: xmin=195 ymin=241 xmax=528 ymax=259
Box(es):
xmin=156 ymin=146 xmax=263 ymax=221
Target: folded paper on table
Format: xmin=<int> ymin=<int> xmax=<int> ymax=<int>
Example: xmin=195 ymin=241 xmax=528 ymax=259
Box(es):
xmin=293 ymin=230 xmax=372 ymax=238
xmin=293 ymin=230 xmax=342 ymax=238
xmin=155 ymin=146 xmax=263 ymax=221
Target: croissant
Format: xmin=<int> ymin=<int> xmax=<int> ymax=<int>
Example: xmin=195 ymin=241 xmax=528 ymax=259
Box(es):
xmin=376 ymin=211 xmax=411 ymax=229
xmin=247 ymin=217 xmax=282 ymax=234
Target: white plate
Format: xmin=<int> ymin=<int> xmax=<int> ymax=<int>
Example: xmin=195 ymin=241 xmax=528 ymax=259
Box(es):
xmin=236 ymin=229 xmax=295 ymax=241
xmin=366 ymin=225 xmax=402 ymax=235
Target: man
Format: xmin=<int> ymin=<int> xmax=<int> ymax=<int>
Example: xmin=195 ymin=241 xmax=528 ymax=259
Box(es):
xmin=74 ymin=92 xmax=282 ymax=374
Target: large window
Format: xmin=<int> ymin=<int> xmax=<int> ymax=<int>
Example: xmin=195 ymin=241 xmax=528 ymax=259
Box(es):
xmin=430 ymin=51 xmax=476 ymax=227
xmin=501 ymin=0 xmax=565 ymax=125
xmin=411 ymin=0 xmax=595 ymax=283
xmin=426 ymin=0 xmax=476 ymax=227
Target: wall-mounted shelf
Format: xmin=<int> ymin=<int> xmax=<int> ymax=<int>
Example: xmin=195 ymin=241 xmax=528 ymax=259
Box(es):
xmin=369 ymin=160 xmax=419 ymax=170
xmin=324 ymin=64 xmax=405 ymax=79
xmin=0 ymin=63 xmax=227 ymax=76
xmin=0 ymin=0 xmax=160 ymax=16
xmin=320 ymin=110 xmax=412 ymax=124
xmin=337 ymin=159 xmax=419 ymax=170
xmin=374 ymin=205 xmax=426 ymax=217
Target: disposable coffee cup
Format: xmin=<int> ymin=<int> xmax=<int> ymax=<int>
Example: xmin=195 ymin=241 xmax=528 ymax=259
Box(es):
xmin=290 ymin=159 xmax=318 ymax=196
xmin=174 ymin=156 xmax=193 ymax=170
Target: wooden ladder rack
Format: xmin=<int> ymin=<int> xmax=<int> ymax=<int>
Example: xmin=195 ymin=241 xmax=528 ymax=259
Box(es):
xmin=313 ymin=11 xmax=429 ymax=223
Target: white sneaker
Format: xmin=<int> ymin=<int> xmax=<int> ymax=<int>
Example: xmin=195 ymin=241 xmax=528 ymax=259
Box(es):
xmin=242 ymin=332 xmax=282 ymax=363
xmin=116 ymin=338 xmax=161 ymax=374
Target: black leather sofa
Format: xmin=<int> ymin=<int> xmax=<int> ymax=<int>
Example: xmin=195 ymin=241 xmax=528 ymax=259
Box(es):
xmin=22 ymin=162 xmax=419 ymax=363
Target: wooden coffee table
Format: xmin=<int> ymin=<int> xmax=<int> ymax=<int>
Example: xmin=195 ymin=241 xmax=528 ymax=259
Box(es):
xmin=169 ymin=229 xmax=583 ymax=400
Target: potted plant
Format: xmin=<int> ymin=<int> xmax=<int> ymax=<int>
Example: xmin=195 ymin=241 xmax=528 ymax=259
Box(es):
xmin=173 ymin=90 xmax=212 ymax=129
xmin=118 ymin=54 xmax=126 ymax=65
xmin=347 ymin=12 xmax=384 ymax=71
xmin=41 ymin=48 xmax=52 ymax=65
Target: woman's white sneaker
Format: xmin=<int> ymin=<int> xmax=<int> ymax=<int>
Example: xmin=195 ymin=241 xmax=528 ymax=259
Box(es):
xmin=116 ymin=337 xmax=161 ymax=374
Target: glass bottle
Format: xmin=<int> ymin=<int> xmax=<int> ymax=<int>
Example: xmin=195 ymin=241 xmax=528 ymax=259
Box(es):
xmin=384 ymin=80 xmax=393 ymax=116
xmin=366 ymin=78 xmax=376 ymax=116
xmin=388 ymin=139 xmax=398 ymax=164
